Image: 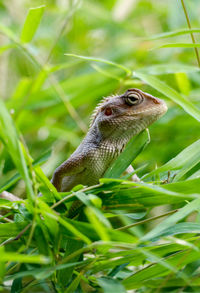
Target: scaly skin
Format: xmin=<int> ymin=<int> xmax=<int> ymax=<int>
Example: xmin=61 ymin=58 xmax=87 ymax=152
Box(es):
xmin=51 ymin=88 xmax=167 ymax=192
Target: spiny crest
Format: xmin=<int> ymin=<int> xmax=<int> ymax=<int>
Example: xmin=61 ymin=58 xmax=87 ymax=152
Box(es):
xmin=89 ymin=94 xmax=116 ymax=128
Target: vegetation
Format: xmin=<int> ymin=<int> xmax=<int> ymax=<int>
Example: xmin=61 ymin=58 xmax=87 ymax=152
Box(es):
xmin=0 ymin=0 xmax=200 ymax=292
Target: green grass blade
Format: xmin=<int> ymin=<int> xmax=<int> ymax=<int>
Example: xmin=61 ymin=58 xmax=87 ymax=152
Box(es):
xmin=20 ymin=5 xmax=45 ymax=43
xmin=85 ymin=206 xmax=110 ymax=241
xmin=143 ymin=139 xmax=200 ymax=179
xmin=64 ymin=53 xmax=131 ymax=75
xmin=0 ymin=252 xmax=50 ymax=264
xmin=5 ymin=261 xmax=87 ymax=281
xmin=148 ymin=28 xmax=200 ymax=40
xmin=0 ymin=150 xmax=51 ymax=193
xmin=0 ymin=24 xmax=18 ymax=42
xmin=141 ymin=197 xmax=200 ymax=241
xmin=0 ymin=99 xmax=34 ymax=199
xmin=156 ymin=222 xmax=200 ymax=238
xmin=37 ymin=199 xmax=91 ymax=244
xmin=104 ymin=130 xmax=150 ymax=178
xmin=64 ymin=272 xmax=84 ymax=293
xmin=123 ymin=248 xmax=200 ymax=289
xmin=0 ymin=222 xmax=28 ymax=238
xmin=154 ymin=43 xmax=200 ymax=49
xmin=97 ymin=277 xmax=126 ymax=293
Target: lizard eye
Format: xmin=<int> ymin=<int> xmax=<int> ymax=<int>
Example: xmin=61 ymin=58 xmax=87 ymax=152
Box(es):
xmin=125 ymin=92 xmax=143 ymax=106
xmin=104 ymin=107 xmax=113 ymax=116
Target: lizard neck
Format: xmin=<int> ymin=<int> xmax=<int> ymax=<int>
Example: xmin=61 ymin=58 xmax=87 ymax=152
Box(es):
xmin=84 ymin=125 xmax=131 ymax=155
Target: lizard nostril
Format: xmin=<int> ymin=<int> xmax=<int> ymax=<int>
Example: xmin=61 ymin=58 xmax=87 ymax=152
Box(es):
xmin=152 ymin=97 xmax=161 ymax=104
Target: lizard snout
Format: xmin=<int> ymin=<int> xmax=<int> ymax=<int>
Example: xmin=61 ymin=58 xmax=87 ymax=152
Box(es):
xmin=151 ymin=97 xmax=161 ymax=104
xmin=145 ymin=93 xmax=167 ymax=112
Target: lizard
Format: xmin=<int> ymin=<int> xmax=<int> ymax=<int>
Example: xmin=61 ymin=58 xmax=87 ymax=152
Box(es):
xmin=0 ymin=88 xmax=167 ymax=205
xmin=52 ymin=88 xmax=167 ymax=285
xmin=51 ymin=88 xmax=167 ymax=194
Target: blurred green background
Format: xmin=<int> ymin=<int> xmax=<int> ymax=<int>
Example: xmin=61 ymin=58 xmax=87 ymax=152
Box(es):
xmin=0 ymin=0 xmax=200 ymax=195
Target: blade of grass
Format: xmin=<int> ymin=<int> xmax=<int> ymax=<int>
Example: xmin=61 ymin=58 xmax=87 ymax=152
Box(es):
xmin=0 ymin=99 xmax=34 ymax=199
xmin=153 ymin=43 xmax=200 ymax=49
xmin=97 ymin=277 xmax=126 ymax=293
xmin=20 ymin=5 xmax=45 ymax=43
xmin=134 ymin=72 xmax=200 ymax=122
xmin=180 ymin=0 xmax=200 ymax=67
xmin=5 ymin=260 xmax=88 ymax=281
xmin=143 ymin=139 xmax=200 ymax=179
xmin=104 ymin=130 xmax=150 ymax=178
xmin=123 ymin=248 xmax=200 ymax=289
xmin=0 ymin=222 xmax=28 ymax=238
xmin=64 ymin=53 xmax=132 ymax=75
xmin=0 ymin=150 xmax=51 ymax=194
xmin=148 ymin=28 xmax=200 ymax=40
xmin=141 ymin=197 xmax=200 ymax=241
xmin=85 ymin=207 xmax=110 ymax=241
xmin=0 ymin=252 xmax=50 ymax=264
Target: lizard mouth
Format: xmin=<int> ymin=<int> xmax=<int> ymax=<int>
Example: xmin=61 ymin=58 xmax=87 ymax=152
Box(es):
xmin=124 ymin=101 xmax=168 ymax=117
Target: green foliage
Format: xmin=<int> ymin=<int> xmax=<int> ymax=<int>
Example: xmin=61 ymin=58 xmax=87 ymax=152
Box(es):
xmin=0 ymin=0 xmax=200 ymax=292
xmin=20 ymin=5 xmax=45 ymax=43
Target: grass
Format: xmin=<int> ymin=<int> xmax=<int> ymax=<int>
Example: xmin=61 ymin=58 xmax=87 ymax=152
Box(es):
xmin=0 ymin=0 xmax=200 ymax=292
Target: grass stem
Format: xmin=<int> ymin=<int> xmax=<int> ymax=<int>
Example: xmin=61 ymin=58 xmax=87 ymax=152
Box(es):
xmin=181 ymin=0 xmax=200 ymax=68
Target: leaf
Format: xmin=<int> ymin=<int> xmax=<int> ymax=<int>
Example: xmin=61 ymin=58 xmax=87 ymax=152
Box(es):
xmin=20 ymin=5 xmax=45 ymax=43
xmin=154 ymin=43 xmax=200 ymax=49
xmin=99 ymin=179 xmax=198 ymax=209
xmin=0 ymin=24 xmax=18 ymax=42
xmin=104 ymin=130 xmax=150 ymax=178
xmin=123 ymin=248 xmax=200 ymax=289
xmin=161 ymin=178 xmax=200 ymax=195
xmin=64 ymin=272 xmax=83 ymax=293
xmin=38 ymin=201 xmax=59 ymax=238
xmin=85 ymin=206 xmax=110 ymax=241
xmin=175 ymin=72 xmax=190 ymax=95
xmin=35 ymin=165 xmax=60 ymax=201
xmin=57 ymin=239 xmax=84 ymax=288
xmin=76 ymin=191 xmax=110 ymax=228
xmin=141 ymin=197 xmax=200 ymax=241
xmin=157 ymin=222 xmax=200 ymax=238
xmin=0 ymin=198 xmax=16 ymax=207
xmin=97 ymin=277 xmax=126 ymax=293
xmin=38 ymin=202 xmax=91 ymax=244
xmin=173 ymin=149 xmax=200 ymax=182
xmin=0 ymin=247 xmax=6 ymax=283
xmin=148 ymin=28 xmax=200 ymax=40
xmin=0 ymin=44 xmax=15 ymax=55
xmin=0 ymin=99 xmax=34 ymax=199
xmin=134 ymin=72 xmax=200 ymax=122
xmin=60 ymin=216 xmax=137 ymax=243
xmin=0 ymin=150 xmax=51 ymax=193
xmin=91 ymin=240 xmax=197 ymax=274
xmin=0 ymin=222 xmax=28 ymax=238
xmin=143 ymin=139 xmax=200 ymax=179
xmin=5 ymin=260 xmax=88 ymax=281
xmin=0 ymin=251 xmax=50 ymax=264
xmin=108 ymin=263 xmax=129 ymax=277
xmin=11 ymin=278 xmax=22 ymax=293
xmin=64 ymin=53 xmax=131 ymax=75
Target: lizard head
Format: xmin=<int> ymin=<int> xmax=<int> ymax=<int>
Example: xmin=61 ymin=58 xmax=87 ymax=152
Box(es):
xmin=90 ymin=88 xmax=167 ymax=140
